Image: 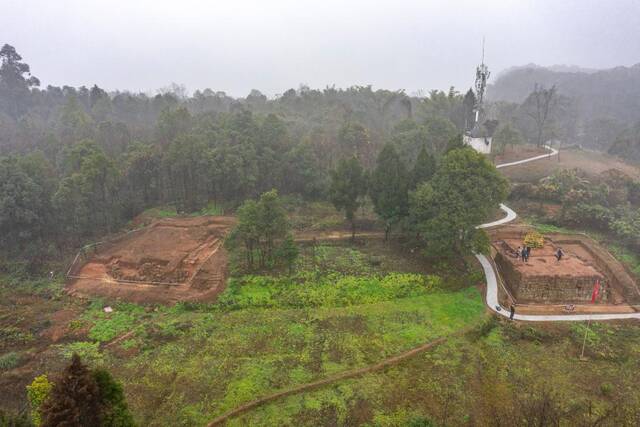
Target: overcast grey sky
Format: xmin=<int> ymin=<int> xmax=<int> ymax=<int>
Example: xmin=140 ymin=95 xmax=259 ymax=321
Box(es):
xmin=3 ymin=0 xmax=640 ymax=97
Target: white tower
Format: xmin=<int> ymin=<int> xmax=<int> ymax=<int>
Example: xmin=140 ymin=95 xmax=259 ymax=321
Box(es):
xmin=474 ymin=37 xmax=490 ymax=123
xmin=464 ymin=38 xmax=493 ymax=154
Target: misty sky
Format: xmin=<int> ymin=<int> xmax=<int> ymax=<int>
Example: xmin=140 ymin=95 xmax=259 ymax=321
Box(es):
xmin=3 ymin=0 xmax=640 ymax=97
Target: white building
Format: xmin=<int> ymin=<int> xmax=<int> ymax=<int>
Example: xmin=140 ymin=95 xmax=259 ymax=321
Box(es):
xmin=463 ymin=134 xmax=492 ymax=154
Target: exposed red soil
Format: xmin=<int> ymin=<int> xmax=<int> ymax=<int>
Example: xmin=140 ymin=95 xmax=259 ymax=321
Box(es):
xmin=498 ymin=238 xmax=604 ymax=279
xmin=490 ymin=224 xmax=640 ymax=307
xmin=40 ymin=309 xmax=80 ymax=343
xmin=66 ymin=216 xmax=235 ymax=304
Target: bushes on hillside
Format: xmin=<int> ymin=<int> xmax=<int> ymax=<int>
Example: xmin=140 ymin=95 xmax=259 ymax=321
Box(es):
xmin=28 ymin=354 xmax=135 ymax=427
xmin=218 ymin=272 xmax=441 ymax=310
xmin=510 ymin=168 xmax=640 ymax=250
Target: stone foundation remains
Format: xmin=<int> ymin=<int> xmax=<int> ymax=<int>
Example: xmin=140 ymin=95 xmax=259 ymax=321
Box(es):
xmin=494 ymin=238 xmax=609 ymax=304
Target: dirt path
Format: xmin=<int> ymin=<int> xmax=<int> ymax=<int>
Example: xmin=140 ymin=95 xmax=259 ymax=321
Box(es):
xmin=206 ymin=336 xmax=448 ymax=426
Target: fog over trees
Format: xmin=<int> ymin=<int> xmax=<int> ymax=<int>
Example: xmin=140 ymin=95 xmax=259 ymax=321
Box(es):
xmin=1 ymin=43 xmax=640 ymax=272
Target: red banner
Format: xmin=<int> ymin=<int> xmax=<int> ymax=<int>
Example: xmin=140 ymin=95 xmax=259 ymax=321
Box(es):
xmin=591 ymin=279 xmax=601 ymax=303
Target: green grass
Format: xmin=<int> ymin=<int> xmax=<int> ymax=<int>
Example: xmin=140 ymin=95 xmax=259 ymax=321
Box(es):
xmin=58 ymin=341 xmax=103 ymax=364
xmin=608 ymin=243 xmax=640 ymax=279
xmin=85 ymin=243 xmax=486 ymax=426
xmin=218 ymin=273 xmax=443 ymax=310
xmin=231 ymin=320 xmax=640 ymax=426
xmin=529 ymin=221 xmax=574 ymax=234
xmin=141 ymin=206 xmax=179 ymax=218
xmin=193 ymin=202 xmax=223 ymax=216
xmin=109 ymin=286 xmax=484 ymax=425
xmin=141 ymin=202 xmax=223 ymax=219
xmin=0 ymin=352 xmax=20 ymax=371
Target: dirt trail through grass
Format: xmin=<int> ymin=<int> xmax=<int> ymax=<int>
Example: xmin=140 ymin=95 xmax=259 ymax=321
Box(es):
xmin=206 ymin=336 xmax=448 ymax=426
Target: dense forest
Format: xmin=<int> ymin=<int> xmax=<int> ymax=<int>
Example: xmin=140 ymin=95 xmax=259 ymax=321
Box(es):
xmin=489 ymin=63 xmax=640 ymax=157
xmin=1 ymin=43 xmax=638 ymax=272
xmin=0 ymin=44 xmax=492 ymax=267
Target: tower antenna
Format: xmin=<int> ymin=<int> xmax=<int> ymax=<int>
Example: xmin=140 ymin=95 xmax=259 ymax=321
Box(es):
xmin=474 ymin=37 xmax=490 ymax=121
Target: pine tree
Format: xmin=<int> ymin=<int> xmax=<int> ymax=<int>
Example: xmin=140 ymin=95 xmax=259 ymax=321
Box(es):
xmin=411 ymin=146 xmax=436 ymax=188
xmin=93 ymin=369 xmax=136 ymax=427
xmin=276 ymin=234 xmax=299 ymax=274
xmin=329 ymin=156 xmax=367 ymax=240
xmin=41 ymin=354 xmax=101 ymax=427
xmin=370 ymin=144 xmax=409 ymax=240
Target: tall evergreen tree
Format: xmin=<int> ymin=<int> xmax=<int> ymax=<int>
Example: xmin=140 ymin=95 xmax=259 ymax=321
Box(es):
xmin=93 ymin=369 xmax=136 ymax=427
xmin=41 ymin=354 xmax=101 ymax=427
xmin=462 ymin=88 xmax=477 ymax=131
xmin=411 ymin=146 xmax=436 ymax=188
xmin=0 ymin=44 xmax=40 ymax=119
xmin=369 ymin=144 xmax=409 ymax=240
xmin=329 ymin=156 xmax=367 ymax=240
xmin=256 ymin=189 xmax=289 ymax=265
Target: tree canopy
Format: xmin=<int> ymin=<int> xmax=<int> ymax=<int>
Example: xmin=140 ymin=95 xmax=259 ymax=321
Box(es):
xmin=329 ymin=156 xmax=368 ymax=239
xmin=410 ymin=147 xmax=509 ymax=256
xmin=369 ymin=144 xmax=409 ymax=239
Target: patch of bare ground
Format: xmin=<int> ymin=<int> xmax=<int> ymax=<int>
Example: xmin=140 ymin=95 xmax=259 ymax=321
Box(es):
xmin=492 ymin=144 xmax=549 ymax=164
xmin=489 ymin=224 xmax=640 ymax=312
xmin=501 ymin=147 xmax=640 ymax=183
xmin=66 ymin=216 xmax=235 ymax=304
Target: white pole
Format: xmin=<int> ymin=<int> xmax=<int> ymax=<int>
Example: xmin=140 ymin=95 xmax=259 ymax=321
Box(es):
xmin=580 ymin=317 xmax=591 ymax=360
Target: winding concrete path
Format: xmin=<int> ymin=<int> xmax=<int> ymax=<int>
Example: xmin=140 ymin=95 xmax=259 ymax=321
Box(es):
xmin=478 ymin=145 xmax=640 ymax=322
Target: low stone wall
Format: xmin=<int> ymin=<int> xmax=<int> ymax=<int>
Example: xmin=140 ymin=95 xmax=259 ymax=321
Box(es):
xmin=490 ymin=225 xmax=640 ymax=305
xmin=553 ymin=238 xmax=640 ymax=304
xmin=495 ymin=249 xmax=608 ymax=304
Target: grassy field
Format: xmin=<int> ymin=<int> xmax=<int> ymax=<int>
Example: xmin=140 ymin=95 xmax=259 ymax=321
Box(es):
xmin=3 ymin=193 xmax=640 ymax=425
xmin=229 ymin=318 xmax=640 ymax=426
xmin=0 ymin=243 xmax=486 ymax=425
xmin=98 ymin=244 xmax=484 ymax=425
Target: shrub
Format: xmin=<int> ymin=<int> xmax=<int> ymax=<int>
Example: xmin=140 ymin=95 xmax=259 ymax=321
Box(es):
xmin=26 ymin=374 xmax=52 ymax=426
xmin=59 ymin=342 xmax=103 ymax=364
xmin=0 ymin=326 xmax=34 ymax=346
xmin=40 ymin=354 xmax=101 ymax=427
xmin=600 ymin=382 xmax=614 ymax=397
xmin=0 ymin=410 xmax=32 ymax=427
xmin=93 ymin=368 xmax=136 ymax=426
xmin=523 ymin=231 xmax=544 ymax=248
xmin=0 ymin=352 xmax=20 ymax=371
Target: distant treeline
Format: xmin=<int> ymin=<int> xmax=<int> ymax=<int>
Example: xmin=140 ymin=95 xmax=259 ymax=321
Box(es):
xmin=5 ymin=43 xmax=638 ymax=270
xmin=0 ymin=44 xmax=485 ymax=266
xmin=489 ymin=64 xmax=640 ymax=159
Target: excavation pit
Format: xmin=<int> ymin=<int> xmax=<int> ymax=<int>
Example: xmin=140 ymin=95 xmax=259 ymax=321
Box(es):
xmin=66 ymin=216 xmax=235 ymax=304
xmin=488 ymin=226 xmax=640 ymax=307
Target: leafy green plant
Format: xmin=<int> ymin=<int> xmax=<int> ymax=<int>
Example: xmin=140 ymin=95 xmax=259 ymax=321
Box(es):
xmin=26 ymin=374 xmax=52 ymax=426
xmin=59 ymin=342 xmax=103 ymax=364
xmin=88 ymin=312 xmax=136 ymax=343
xmin=600 ymin=382 xmax=614 ymax=397
xmin=0 ymin=326 xmax=34 ymax=346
